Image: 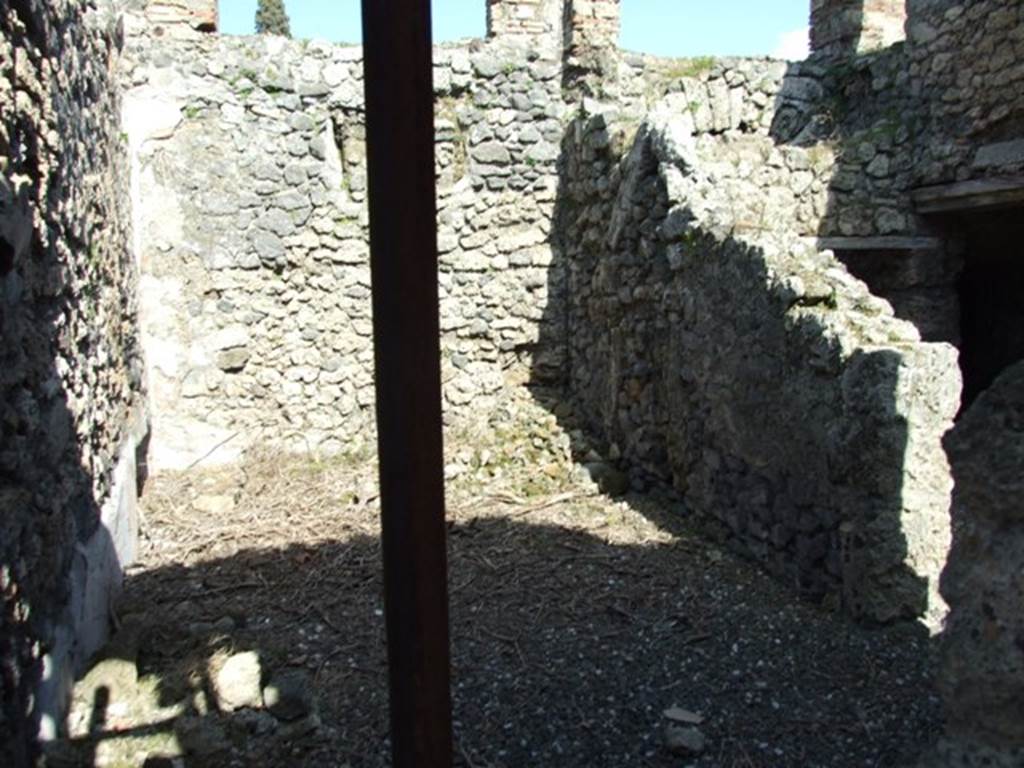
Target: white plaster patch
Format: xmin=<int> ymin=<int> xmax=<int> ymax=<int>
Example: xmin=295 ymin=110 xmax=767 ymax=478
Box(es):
xmin=122 ymin=87 xmax=184 ymax=151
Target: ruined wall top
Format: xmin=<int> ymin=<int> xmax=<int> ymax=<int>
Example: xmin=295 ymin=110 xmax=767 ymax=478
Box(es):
xmin=563 ymin=0 xmax=621 ymax=92
xmin=487 ymin=0 xmax=621 ymax=62
xmin=486 ymin=0 xmax=563 ymax=40
xmin=145 ymin=0 xmax=218 ymax=35
xmin=564 ymin=0 xmax=620 ymax=53
xmin=137 ymin=0 xmax=919 ymax=62
xmin=810 ymin=0 xmax=906 ymax=57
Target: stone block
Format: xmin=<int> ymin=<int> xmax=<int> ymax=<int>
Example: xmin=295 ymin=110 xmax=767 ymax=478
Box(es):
xmin=937 ymin=360 xmax=1024 ymax=758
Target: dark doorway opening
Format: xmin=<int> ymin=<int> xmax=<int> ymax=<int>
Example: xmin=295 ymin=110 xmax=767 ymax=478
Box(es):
xmin=956 ymin=207 xmax=1024 ymax=409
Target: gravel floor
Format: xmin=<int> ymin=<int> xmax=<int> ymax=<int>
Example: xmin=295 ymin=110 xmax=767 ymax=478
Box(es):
xmin=50 ymin=391 xmax=943 ymax=768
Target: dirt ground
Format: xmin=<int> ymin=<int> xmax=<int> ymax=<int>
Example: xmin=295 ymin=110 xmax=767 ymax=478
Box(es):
xmin=47 ymin=389 xmax=942 ymax=768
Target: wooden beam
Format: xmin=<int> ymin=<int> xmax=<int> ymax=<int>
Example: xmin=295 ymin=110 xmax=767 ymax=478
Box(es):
xmin=360 ymin=1 xmax=453 ymax=766
xmin=817 ymin=236 xmax=943 ymax=252
xmin=912 ymin=176 xmax=1024 ymax=214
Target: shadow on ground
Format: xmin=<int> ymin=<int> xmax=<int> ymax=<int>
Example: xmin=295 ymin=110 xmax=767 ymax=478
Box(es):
xmin=52 ymin=484 xmax=940 ymax=768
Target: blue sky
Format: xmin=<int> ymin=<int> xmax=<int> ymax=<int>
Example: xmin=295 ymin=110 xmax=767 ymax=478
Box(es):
xmin=220 ymin=1 xmax=811 ymax=58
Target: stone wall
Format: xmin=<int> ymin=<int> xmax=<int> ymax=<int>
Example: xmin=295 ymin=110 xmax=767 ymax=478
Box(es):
xmin=120 ymin=21 xmax=567 ymax=469
xmin=556 ymin=59 xmax=960 ymax=625
xmin=906 ymin=0 xmax=1024 ymax=186
xmin=1 ymin=0 xmax=144 ymax=760
xmin=777 ymin=0 xmax=1024 ymax=348
xmin=768 ymin=47 xmax=965 ymax=345
xmin=119 ymin=0 xmax=973 ymax=626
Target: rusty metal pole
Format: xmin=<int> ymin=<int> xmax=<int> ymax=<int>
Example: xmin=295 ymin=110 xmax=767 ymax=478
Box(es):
xmin=360 ymin=1 xmax=453 ymax=767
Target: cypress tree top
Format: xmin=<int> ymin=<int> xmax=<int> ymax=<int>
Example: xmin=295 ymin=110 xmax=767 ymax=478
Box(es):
xmin=255 ymin=0 xmax=291 ymax=37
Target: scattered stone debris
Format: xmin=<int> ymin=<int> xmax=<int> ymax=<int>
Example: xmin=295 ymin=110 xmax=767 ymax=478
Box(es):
xmin=664 ymin=723 xmax=707 ymax=756
xmin=663 ymin=705 xmax=704 ymax=725
xmin=263 ymin=670 xmax=316 ymax=722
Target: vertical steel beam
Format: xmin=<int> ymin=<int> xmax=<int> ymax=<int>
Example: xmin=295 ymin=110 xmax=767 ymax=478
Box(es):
xmin=360 ymin=1 xmax=453 ymax=767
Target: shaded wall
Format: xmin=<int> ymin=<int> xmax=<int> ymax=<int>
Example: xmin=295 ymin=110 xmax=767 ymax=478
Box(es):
xmin=1 ymin=0 xmax=144 ymax=761
xmin=554 ymin=62 xmax=959 ymax=626
xmin=932 ymin=360 xmax=1024 ymax=767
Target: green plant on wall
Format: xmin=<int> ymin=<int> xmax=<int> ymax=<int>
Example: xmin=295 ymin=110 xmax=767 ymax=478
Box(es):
xmin=255 ymin=0 xmax=291 ymax=37
xmin=666 ymin=56 xmax=716 ymax=80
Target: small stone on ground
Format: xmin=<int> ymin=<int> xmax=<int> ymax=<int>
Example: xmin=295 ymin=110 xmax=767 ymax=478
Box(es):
xmin=213 ymin=650 xmax=263 ymax=712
